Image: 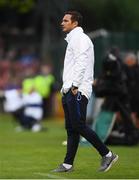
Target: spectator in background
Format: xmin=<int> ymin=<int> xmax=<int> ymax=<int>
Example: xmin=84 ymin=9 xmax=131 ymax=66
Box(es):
xmin=34 ymin=63 xmax=56 ymax=118
xmin=93 ymin=48 xmax=139 ymax=145
xmin=22 ymin=66 xmax=35 ymax=94
xmin=22 ymin=85 xmax=43 ymax=132
xmin=3 ymin=76 xmax=24 ymax=131
xmin=21 ymin=67 xmax=43 ymax=131
xmin=18 ymin=47 xmax=39 ymax=66
xmin=123 ymin=53 xmax=139 ymax=129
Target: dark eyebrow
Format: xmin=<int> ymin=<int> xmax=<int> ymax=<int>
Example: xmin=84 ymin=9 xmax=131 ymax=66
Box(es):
xmin=63 ymin=19 xmax=69 ymax=22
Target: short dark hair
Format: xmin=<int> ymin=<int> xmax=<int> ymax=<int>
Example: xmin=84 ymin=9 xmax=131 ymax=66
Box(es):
xmin=64 ymin=11 xmax=83 ymax=27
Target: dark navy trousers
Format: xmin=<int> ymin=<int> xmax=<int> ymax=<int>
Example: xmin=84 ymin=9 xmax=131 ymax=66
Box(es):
xmin=62 ymin=91 xmax=109 ymax=165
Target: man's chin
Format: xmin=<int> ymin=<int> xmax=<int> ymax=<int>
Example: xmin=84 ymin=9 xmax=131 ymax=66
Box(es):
xmin=62 ymin=28 xmax=70 ymax=33
xmin=62 ymin=29 xmax=68 ymax=33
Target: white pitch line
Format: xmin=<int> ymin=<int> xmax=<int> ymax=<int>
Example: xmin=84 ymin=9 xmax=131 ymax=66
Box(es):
xmin=35 ymin=172 xmax=67 ymax=179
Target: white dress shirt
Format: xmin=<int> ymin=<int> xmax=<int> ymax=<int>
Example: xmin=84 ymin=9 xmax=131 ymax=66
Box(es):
xmin=61 ymin=27 xmax=94 ymax=99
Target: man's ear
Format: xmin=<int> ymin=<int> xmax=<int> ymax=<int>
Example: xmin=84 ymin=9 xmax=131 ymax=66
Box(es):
xmin=73 ymin=21 xmax=78 ymax=27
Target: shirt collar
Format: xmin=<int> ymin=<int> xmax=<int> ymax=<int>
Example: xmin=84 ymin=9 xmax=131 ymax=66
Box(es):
xmin=65 ymin=27 xmax=83 ymax=43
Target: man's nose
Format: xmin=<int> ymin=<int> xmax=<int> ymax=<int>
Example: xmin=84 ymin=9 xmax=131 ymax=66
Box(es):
xmin=61 ymin=21 xmax=64 ymax=26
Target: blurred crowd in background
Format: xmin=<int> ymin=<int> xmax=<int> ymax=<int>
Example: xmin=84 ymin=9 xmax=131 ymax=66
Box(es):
xmin=0 ymin=34 xmax=60 ymax=132
xmin=0 ymin=0 xmax=139 ymax=146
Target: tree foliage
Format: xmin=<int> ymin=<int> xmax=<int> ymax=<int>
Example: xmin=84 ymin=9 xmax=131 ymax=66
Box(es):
xmin=0 ymin=0 xmax=35 ymax=13
xmin=0 ymin=0 xmax=139 ymax=31
xmin=69 ymin=0 xmax=139 ymax=31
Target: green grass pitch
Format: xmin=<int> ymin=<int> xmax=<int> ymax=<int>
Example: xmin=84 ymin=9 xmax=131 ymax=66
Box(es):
xmin=0 ymin=113 xmax=139 ymax=179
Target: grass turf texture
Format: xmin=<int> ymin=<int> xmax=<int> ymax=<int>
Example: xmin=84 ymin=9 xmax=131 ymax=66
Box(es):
xmin=0 ymin=113 xmax=139 ymax=179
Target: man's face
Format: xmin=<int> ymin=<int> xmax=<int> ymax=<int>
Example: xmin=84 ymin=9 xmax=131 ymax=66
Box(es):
xmin=61 ymin=14 xmax=77 ymax=33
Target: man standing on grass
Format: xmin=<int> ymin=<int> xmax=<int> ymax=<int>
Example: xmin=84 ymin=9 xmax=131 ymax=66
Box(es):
xmin=53 ymin=11 xmax=118 ymax=172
